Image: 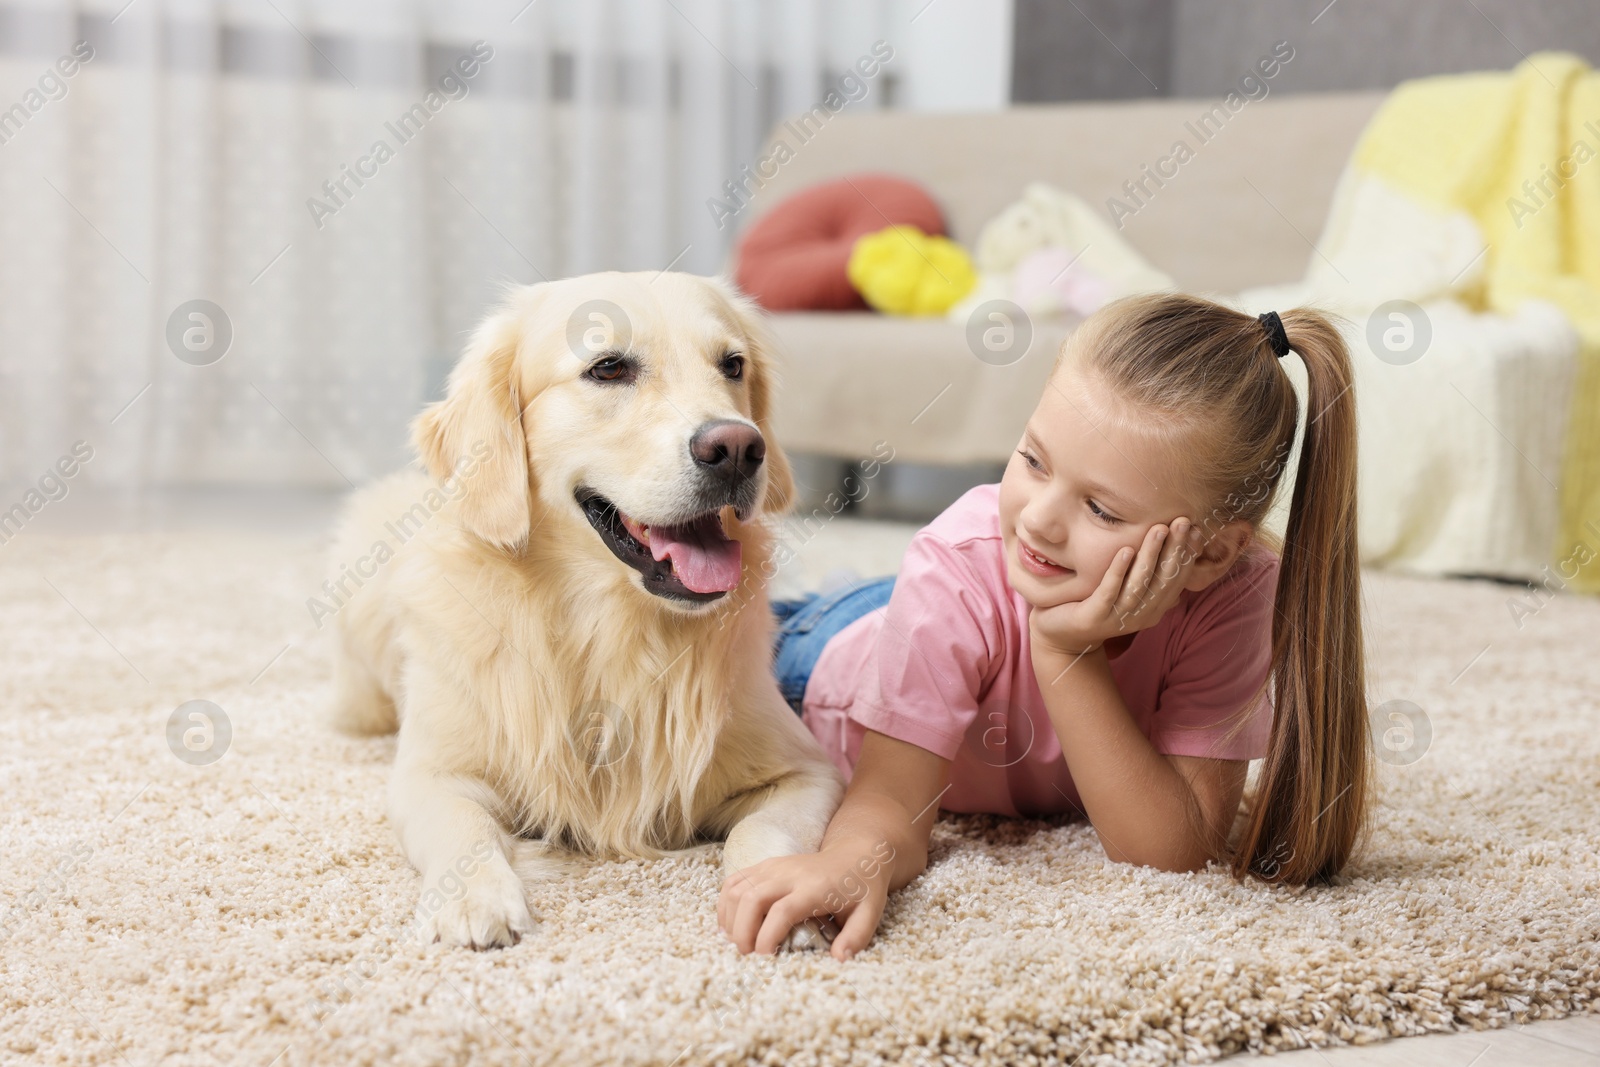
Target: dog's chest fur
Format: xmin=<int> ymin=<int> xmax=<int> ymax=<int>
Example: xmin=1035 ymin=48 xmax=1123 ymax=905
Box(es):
xmin=432 ymin=533 xmax=780 ymax=861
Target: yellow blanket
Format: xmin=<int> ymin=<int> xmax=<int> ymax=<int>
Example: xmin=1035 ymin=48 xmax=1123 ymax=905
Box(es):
xmin=1352 ymin=52 xmax=1600 ymax=591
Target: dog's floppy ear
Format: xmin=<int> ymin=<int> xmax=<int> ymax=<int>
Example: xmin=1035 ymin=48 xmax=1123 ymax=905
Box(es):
xmin=411 ymin=308 xmax=531 ymax=548
xmin=712 ymin=277 xmax=796 ymax=516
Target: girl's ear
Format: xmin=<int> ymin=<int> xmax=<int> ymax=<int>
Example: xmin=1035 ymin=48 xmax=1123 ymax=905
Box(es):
xmin=411 ymin=308 xmax=532 ymax=549
xmin=709 ymin=275 xmax=796 ymax=516
xmin=1183 ymin=520 xmax=1254 ymax=591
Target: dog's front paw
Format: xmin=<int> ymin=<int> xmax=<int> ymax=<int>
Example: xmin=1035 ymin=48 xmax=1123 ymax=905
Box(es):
xmin=419 ymin=856 xmax=533 ymax=949
xmin=781 ymin=915 xmax=841 ymax=953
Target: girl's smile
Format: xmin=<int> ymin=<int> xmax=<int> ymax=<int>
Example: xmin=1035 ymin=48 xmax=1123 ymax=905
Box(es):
xmin=1017 ymin=535 xmax=1073 ymax=578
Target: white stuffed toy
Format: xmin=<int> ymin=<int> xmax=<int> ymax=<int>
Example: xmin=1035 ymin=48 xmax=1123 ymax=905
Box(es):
xmin=948 ymin=182 xmax=1174 ymax=321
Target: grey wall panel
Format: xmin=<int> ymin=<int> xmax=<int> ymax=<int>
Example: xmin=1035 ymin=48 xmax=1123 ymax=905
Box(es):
xmin=1014 ymin=0 xmax=1600 ymax=101
xmin=1012 ymin=0 xmax=1175 ymax=101
xmin=1172 ymin=0 xmax=1600 ymax=96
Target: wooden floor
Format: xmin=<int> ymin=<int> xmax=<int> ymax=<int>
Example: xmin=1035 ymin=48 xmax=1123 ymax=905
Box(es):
xmin=1248 ymin=1011 xmax=1599 ymax=1063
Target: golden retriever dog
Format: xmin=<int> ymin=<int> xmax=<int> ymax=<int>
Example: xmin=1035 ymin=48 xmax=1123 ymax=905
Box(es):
xmin=325 ymin=272 xmax=845 ymax=950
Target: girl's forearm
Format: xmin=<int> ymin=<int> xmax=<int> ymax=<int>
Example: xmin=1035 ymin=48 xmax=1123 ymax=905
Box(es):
xmin=1033 ymin=648 xmax=1212 ymax=871
xmin=818 ymin=778 xmax=933 ymax=892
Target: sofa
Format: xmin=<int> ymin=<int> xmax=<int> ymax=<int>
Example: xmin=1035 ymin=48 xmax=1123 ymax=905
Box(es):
xmin=734 ymin=90 xmax=1581 ymax=584
xmin=736 ymin=91 xmax=1383 ymax=511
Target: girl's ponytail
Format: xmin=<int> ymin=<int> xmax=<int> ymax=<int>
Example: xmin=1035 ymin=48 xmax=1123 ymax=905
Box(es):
xmin=1230 ymin=309 xmax=1373 ymax=884
xmin=1074 ymin=293 xmax=1374 ymax=885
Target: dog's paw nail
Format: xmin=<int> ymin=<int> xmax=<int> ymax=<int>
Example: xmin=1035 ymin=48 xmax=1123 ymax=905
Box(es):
xmin=779 ymin=916 xmax=836 ymax=953
xmin=423 ymin=857 xmax=533 ymax=950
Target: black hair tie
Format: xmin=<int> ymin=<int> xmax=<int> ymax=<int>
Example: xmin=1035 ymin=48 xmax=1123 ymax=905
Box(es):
xmin=1257 ymin=311 xmax=1291 ymax=358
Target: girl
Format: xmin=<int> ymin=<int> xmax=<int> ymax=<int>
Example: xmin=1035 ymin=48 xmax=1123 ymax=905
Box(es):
xmin=718 ymin=292 xmax=1373 ymax=961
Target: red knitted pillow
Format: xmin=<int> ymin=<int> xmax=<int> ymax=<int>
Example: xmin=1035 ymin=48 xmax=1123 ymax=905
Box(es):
xmin=734 ymin=174 xmax=947 ymax=311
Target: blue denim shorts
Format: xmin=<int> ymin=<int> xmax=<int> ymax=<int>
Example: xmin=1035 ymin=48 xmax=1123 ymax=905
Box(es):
xmin=771 ymin=575 xmax=896 ymax=715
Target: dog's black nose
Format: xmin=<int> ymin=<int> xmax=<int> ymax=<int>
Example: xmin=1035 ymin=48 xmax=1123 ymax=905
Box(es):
xmin=690 ymin=420 xmax=765 ymax=485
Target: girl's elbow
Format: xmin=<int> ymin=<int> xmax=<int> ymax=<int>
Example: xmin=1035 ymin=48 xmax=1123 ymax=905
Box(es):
xmin=1099 ymin=840 xmax=1212 ymax=875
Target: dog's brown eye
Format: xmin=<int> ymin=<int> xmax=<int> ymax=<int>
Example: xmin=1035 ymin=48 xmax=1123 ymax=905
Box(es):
xmin=719 ymin=354 xmax=744 ymax=380
xmin=585 ymin=356 xmax=634 ymax=384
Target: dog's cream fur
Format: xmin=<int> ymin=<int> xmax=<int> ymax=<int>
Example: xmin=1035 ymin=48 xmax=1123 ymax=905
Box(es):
xmin=327 ymin=272 xmax=844 ymax=949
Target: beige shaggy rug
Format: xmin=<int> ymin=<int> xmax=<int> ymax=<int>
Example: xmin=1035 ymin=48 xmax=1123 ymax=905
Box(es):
xmin=1 ymin=522 xmax=1597 ymax=1066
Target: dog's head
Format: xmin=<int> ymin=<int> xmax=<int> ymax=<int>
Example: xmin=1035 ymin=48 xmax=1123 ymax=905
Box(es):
xmin=412 ymin=271 xmax=795 ymax=613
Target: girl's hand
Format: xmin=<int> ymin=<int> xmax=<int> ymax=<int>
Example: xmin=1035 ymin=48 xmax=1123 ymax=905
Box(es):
xmin=718 ymin=837 xmax=896 ymax=961
xmin=1029 ymin=518 xmax=1203 ymax=658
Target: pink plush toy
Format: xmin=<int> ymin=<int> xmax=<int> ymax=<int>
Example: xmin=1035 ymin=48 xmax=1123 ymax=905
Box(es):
xmin=1011 ymin=246 xmax=1114 ymax=317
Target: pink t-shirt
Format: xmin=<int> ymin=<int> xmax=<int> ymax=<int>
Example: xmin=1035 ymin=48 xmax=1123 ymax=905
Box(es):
xmin=801 ymin=483 xmax=1279 ymax=816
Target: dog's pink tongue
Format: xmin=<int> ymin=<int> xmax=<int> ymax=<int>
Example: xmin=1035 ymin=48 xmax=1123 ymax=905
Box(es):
xmin=651 ymin=520 xmax=741 ymax=594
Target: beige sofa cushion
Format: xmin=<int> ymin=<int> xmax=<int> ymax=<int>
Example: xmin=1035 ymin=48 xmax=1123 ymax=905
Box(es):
xmin=767 ymin=312 xmax=1076 ymax=465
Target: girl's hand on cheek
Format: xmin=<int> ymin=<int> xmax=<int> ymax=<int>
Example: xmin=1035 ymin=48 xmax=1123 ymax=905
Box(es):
xmin=1028 ymin=518 xmax=1202 ymax=658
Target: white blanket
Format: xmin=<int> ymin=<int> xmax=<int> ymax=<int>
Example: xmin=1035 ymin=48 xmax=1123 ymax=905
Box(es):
xmin=1237 ymin=168 xmax=1579 ymax=582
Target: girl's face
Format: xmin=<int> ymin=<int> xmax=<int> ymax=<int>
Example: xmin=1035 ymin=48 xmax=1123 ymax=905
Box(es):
xmin=998 ymin=360 xmax=1217 ymax=609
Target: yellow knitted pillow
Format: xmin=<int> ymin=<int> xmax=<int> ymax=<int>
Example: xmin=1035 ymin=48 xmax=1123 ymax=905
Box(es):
xmin=846 ymin=225 xmax=977 ymax=316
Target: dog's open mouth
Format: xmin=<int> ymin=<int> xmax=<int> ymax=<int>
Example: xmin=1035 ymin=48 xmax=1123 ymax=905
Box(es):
xmin=576 ymin=488 xmax=741 ymax=603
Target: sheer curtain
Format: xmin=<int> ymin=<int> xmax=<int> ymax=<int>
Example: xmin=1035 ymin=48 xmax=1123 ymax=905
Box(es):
xmin=0 ymin=0 xmax=897 ymax=490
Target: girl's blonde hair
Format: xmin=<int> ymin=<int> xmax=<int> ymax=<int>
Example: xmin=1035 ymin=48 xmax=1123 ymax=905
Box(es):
xmin=1060 ymin=292 xmax=1372 ymax=886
